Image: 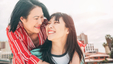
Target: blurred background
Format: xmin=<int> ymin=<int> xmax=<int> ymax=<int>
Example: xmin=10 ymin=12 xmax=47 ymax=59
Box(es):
xmin=0 ymin=0 xmax=113 ymax=63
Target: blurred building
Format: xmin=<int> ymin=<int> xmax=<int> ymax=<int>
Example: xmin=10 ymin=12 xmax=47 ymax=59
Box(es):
xmin=104 ymin=44 xmax=111 ymax=54
xmin=0 ymin=42 xmax=5 ymax=50
xmin=77 ymin=33 xmax=88 ymax=44
xmin=85 ymin=44 xmax=98 ymax=53
xmin=0 ymin=41 xmax=11 ymax=59
xmin=85 ymin=52 xmax=113 ymax=64
xmin=0 ymin=59 xmax=10 ymax=64
xmin=105 ymin=35 xmax=113 ymax=50
xmin=94 ymin=48 xmax=98 ymax=53
xmin=85 ymin=43 xmax=113 ymax=64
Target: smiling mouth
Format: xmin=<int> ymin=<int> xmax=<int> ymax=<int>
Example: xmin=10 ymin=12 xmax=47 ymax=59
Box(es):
xmin=35 ymin=26 xmax=40 ymax=29
xmin=48 ymin=30 xmax=56 ymax=35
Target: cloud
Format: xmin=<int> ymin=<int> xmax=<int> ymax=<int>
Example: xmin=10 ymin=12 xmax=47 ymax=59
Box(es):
xmin=75 ymin=13 xmax=113 ymax=42
xmin=0 ymin=0 xmax=18 ymax=41
xmin=74 ymin=12 xmax=113 ymax=53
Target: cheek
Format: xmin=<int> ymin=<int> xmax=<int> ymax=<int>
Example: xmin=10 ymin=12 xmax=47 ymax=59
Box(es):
xmin=26 ymin=24 xmax=32 ymax=30
xmin=41 ymin=18 xmax=44 ymax=22
xmin=25 ymin=22 xmax=35 ymax=30
xmin=28 ymin=18 xmax=36 ymax=24
xmin=46 ymin=26 xmax=49 ymax=35
xmin=58 ymin=27 xmax=67 ymax=34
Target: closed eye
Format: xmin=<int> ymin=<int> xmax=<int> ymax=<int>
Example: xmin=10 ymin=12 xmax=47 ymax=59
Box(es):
xmin=41 ymin=16 xmax=44 ymax=18
xmin=54 ymin=21 xmax=59 ymax=24
xmin=35 ymin=18 xmax=38 ymax=20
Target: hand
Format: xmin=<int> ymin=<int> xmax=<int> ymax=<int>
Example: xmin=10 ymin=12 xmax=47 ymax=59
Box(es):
xmin=37 ymin=60 xmax=50 ymax=64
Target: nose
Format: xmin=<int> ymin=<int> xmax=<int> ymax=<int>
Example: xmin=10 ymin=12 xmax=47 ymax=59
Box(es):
xmin=46 ymin=22 xmax=53 ymax=33
xmin=38 ymin=18 xmax=43 ymax=25
xmin=48 ymin=23 xmax=53 ymax=29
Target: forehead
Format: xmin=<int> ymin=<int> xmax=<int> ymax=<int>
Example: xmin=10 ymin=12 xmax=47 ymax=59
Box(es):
xmin=29 ymin=6 xmax=43 ymax=16
xmin=50 ymin=16 xmax=63 ymax=22
xmin=49 ymin=16 xmax=66 ymax=25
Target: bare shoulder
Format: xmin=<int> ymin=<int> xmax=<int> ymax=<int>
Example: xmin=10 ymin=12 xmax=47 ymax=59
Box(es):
xmin=70 ymin=51 xmax=80 ymax=64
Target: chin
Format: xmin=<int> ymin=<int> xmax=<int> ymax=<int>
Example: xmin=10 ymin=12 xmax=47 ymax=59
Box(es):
xmin=48 ymin=37 xmax=53 ymax=41
xmin=34 ymin=30 xmax=40 ymax=33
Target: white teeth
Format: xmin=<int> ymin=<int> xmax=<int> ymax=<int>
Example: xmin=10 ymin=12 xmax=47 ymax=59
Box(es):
xmin=35 ymin=26 xmax=40 ymax=27
xmin=48 ymin=31 xmax=54 ymax=33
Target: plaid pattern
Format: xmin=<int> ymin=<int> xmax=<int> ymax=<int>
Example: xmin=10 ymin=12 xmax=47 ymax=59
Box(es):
xmin=6 ymin=19 xmax=47 ymax=64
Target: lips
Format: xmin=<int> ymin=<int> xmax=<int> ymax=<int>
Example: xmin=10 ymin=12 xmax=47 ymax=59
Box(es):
xmin=48 ymin=30 xmax=56 ymax=35
xmin=35 ymin=26 xmax=40 ymax=29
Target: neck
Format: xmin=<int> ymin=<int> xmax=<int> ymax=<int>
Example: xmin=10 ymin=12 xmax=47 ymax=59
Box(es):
xmin=51 ymin=37 xmax=67 ymax=55
xmin=29 ymin=33 xmax=38 ymax=39
xmin=28 ymin=33 xmax=39 ymax=47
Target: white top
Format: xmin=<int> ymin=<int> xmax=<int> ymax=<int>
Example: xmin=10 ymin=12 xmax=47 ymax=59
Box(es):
xmin=51 ymin=52 xmax=69 ymax=64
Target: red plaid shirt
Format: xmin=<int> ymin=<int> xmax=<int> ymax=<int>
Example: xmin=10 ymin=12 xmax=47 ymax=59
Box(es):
xmin=6 ymin=20 xmax=47 ymax=64
xmin=6 ymin=19 xmax=85 ymax=64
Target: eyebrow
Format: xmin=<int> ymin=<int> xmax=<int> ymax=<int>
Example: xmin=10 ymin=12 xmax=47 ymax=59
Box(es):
xmin=48 ymin=20 xmax=59 ymax=23
xmin=33 ymin=14 xmax=44 ymax=18
xmin=33 ymin=16 xmax=39 ymax=18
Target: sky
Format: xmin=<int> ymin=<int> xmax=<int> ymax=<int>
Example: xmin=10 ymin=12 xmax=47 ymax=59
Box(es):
xmin=0 ymin=0 xmax=113 ymax=53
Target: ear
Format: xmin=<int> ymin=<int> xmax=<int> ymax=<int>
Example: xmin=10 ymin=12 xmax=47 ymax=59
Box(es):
xmin=66 ymin=28 xmax=69 ymax=34
xmin=20 ymin=16 xmax=26 ymax=23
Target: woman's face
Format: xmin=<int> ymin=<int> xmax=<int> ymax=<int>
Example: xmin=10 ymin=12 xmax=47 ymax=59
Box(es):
xmin=46 ymin=16 xmax=69 ymax=41
xmin=21 ymin=6 xmax=44 ymax=34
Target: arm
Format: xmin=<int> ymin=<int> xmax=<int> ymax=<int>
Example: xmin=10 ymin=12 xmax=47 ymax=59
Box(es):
xmin=37 ymin=60 xmax=49 ymax=64
xmin=30 ymin=49 xmax=50 ymax=64
xmin=6 ymin=27 xmax=49 ymax=64
xmin=70 ymin=51 xmax=80 ymax=64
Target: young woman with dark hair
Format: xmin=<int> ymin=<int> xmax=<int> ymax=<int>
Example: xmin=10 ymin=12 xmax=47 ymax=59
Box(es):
xmin=31 ymin=12 xmax=85 ymax=64
xmin=6 ymin=0 xmax=50 ymax=64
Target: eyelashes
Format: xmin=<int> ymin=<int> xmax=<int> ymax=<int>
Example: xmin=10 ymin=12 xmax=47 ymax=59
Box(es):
xmin=47 ymin=21 xmax=60 ymax=25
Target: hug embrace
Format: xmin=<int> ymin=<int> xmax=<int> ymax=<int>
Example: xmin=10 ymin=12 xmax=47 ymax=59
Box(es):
xmin=6 ymin=0 xmax=85 ymax=64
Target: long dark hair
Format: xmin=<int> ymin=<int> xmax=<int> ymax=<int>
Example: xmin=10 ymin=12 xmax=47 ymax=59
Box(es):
xmin=9 ymin=0 xmax=50 ymax=32
xmin=39 ymin=12 xmax=83 ymax=64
